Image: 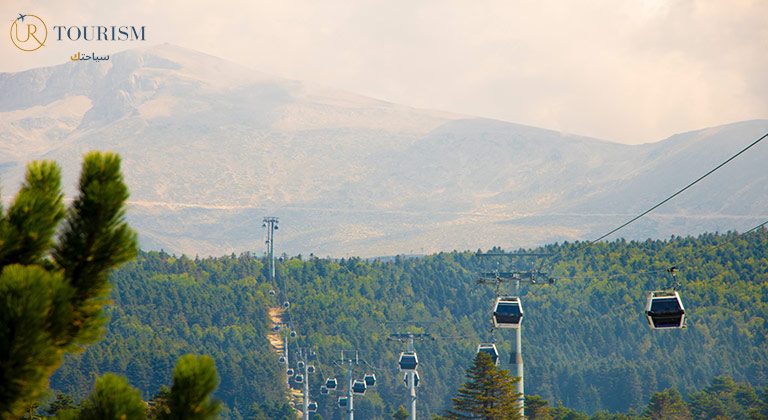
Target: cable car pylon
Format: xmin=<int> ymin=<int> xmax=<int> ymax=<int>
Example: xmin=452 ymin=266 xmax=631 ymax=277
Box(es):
xmin=262 ymin=216 xmax=279 ymax=285
xmin=295 ymin=348 xmax=318 ymax=420
xmin=388 ymin=329 xmax=435 ymax=420
xmin=476 ymin=251 xmax=555 ymax=419
xmin=333 ymin=350 xmax=376 ymax=420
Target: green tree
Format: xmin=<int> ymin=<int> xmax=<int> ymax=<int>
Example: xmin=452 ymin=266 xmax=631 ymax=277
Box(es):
xmin=760 ymin=386 xmax=768 ymax=419
xmin=19 ymin=401 xmax=42 ymax=420
xmin=393 ymin=405 xmax=410 ymax=420
xmin=247 ymin=401 xmax=294 ymax=420
xmin=526 ymin=395 xmax=552 ymax=420
xmin=641 ymin=389 xmax=690 ymax=420
xmin=589 ymin=412 xmax=636 ymax=420
xmin=548 ymin=400 xmax=588 ymax=420
xmin=158 ymin=355 xmax=221 ymax=420
xmin=43 ymin=393 xmax=77 ymax=417
xmin=75 ymin=374 xmax=147 ymax=420
xmin=148 ymin=386 xmax=171 ymax=420
xmin=687 ymin=377 xmax=762 ymax=420
xmin=0 ymin=153 xmax=137 ymax=419
xmin=439 ymin=352 xmax=522 ymax=420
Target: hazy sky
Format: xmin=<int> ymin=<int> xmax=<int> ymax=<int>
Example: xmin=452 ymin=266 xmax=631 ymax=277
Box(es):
xmin=3 ymin=0 xmax=766 ymax=144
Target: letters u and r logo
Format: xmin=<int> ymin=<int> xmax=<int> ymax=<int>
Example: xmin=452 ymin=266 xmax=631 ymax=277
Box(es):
xmin=11 ymin=13 xmax=47 ymax=51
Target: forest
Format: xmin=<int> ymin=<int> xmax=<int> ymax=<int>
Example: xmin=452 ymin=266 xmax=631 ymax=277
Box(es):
xmin=37 ymin=228 xmax=768 ymax=419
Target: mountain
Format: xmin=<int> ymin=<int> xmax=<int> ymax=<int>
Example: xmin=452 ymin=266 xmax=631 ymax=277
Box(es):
xmin=1 ymin=44 xmax=766 ymax=257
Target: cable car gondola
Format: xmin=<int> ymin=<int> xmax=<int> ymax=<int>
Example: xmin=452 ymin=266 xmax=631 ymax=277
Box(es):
xmin=338 ymin=397 xmax=348 ymax=407
xmin=308 ymin=402 xmax=318 ymax=413
xmin=278 ymin=356 xmax=286 ymax=364
xmin=364 ymin=374 xmax=376 ymax=387
xmin=295 ymin=374 xmax=304 ymax=383
xmin=283 ymin=301 xmax=290 ymax=309
xmin=307 ymin=365 xmax=315 ymax=374
xmin=476 ymin=343 xmax=500 ymax=366
xmin=286 ymin=369 xmax=294 ymax=376
xmin=492 ymin=296 xmax=523 ymax=328
xmin=290 ymin=331 xmax=297 ymax=338
xmin=269 ymin=290 xmax=275 ymax=296
xmin=320 ymin=385 xmax=329 ymax=394
xmin=403 ymin=371 xmax=420 ymax=388
xmin=352 ymin=379 xmax=367 ymax=395
xmin=645 ymin=290 xmax=686 ymax=329
xmin=297 ymin=361 xmax=305 ymax=369
xmin=398 ymin=351 xmax=418 ymax=372
xmin=325 ymin=378 xmax=338 ymax=390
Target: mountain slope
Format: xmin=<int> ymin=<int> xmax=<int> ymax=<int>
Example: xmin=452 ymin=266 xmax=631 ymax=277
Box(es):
xmin=1 ymin=44 xmax=766 ymax=257
xmin=49 ymin=231 xmax=768 ymax=417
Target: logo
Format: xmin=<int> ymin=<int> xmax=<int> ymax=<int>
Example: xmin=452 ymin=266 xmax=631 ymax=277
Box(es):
xmin=10 ymin=13 xmax=47 ymax=51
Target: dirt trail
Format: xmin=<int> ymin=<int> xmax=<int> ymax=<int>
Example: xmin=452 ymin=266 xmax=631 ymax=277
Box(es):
xmin=268 ymin=307 xmax=286 ymax=354
xmin=268 ymin=307 xmax=303 ymax=412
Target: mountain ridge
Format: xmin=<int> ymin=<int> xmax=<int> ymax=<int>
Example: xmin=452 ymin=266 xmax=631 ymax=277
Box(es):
xmin=1 ymin=44 xmax=767 ymax=257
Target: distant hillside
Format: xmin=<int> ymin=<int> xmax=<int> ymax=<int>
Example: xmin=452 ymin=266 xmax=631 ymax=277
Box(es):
xmin=50 ymin=230 xmax=768 ymax=418
xmin=1 ymin=44 xmax=767 ymax=257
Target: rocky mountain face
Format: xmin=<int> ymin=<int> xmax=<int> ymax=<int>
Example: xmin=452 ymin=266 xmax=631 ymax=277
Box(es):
xmin=1 ymin=44 xmax=766 ymax=257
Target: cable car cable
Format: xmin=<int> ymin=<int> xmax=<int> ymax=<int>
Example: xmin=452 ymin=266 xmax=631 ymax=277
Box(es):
xmin=548 ymin=130 xmax=768 ymax=267
xmin=557 ymin=219 xmax=768 ymax=284
xmin=429 ymin=334 xmax=480 ymax=341
xmin=685 ymin=219 xmax=768 ymax=258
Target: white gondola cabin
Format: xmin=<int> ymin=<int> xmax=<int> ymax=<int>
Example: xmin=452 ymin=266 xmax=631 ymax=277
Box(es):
xmin=493 ymin=296 xmax=523 ymax=328
xmin=294 ymin=374 xmax=304 ymax=383
xmin=286 ymin=368 xmax=294 ymax=376
xmin=308 ymin=402 xmax=318 ymax=413
xmin=326 ymin=378 xmax=338 ymax=390
xmin=352 ymin=379 xmax=367 ymax=395
xmin=645 ymin=290 xmax=686 ymax=329
xmin=364 ymin=374 xmax=376 ymax=387
xmin=338 ymin=397 xmax=348 ymax=407
xmin=398 ymin=351 xmax=418 ymax=372
xmin=403 ymin=371 xmax=420 ymax=388
xmin=278 ymin=356 xmax=286 ymax=364
xmin=476 ymin=343 xmax=500 ymax=366
xmin=307 ymin=365 xmax=315 ymax=374
xmin=320 ymin=385 xmax=329 ymax=394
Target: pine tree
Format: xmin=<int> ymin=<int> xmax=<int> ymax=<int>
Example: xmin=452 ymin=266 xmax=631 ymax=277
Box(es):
xmin=641 ymin=389 xmax=691 ymax=420
xmin=75 ymin=374 xmax=147 ymax=420
xmin=42 ymin=392 xmax=77 ymax=417
xmin=0 ymin=153 xmax=138 ymax=419
xmin=248 ymin=401 xmax=295 ymax=420
xmin=148 ymin=386 xmax=171 ymax=420
xmin=439 ymin=352 xmax=522 ymax=420
xmin=393 ymin=405 xmax=410 ymax=420
xmin=158 ymin=354 xmax=221 ymax=420
xmin=525 ymin=395 xmax=552 ymax=420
